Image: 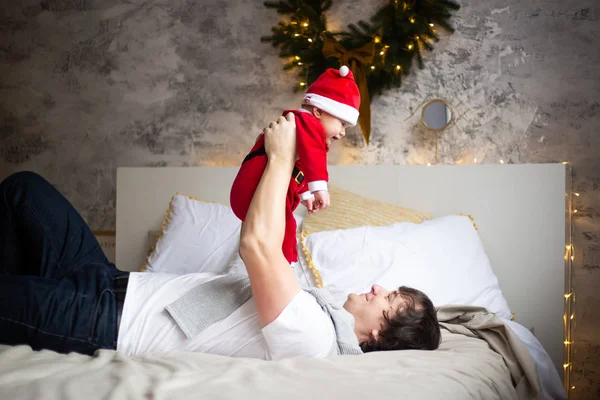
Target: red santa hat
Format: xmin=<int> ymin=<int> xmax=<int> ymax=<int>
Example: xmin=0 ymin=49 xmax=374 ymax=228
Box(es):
xmin=302 ymin=66 xmax=360 ymax=126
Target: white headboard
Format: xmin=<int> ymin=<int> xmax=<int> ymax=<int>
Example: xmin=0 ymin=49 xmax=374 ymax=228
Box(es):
xmin=116 ymin=164 xmax=568 ymax=375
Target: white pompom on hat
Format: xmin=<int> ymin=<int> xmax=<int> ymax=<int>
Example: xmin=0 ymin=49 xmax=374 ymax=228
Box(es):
xmin=301 ymin=66 xmax=360 ymax=126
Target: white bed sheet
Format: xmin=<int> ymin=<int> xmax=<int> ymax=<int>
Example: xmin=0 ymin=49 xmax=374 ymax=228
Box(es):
xmin=500 ymin=318 xmax=566 ymax=400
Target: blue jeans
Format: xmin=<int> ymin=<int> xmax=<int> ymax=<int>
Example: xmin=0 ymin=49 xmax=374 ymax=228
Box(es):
xmin=0 ymin=171 xmax=126 ymax=355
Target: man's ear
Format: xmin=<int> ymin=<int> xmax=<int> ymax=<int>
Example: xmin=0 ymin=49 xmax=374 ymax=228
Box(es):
xmin=371 ymin=329 xmax=380 ymax=340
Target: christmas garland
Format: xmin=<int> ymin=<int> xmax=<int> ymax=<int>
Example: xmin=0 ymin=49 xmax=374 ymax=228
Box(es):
xmin=261 ymin=0 xmax=460 ymax=143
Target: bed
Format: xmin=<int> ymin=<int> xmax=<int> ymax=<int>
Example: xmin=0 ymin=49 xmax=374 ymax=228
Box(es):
xmin=0 ymin=164 xmax=568 ymax=399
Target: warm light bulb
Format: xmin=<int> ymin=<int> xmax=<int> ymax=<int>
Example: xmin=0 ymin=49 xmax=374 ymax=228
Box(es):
xmin=407 ymin=44 xmax=414 ymax=50
xmin=562 ymin=161 xmax=569 ymax=164
xmin=298 ymin=62 xmax=303 ymax=65
xmin=571 ymin=314 xmax=574 ymax=320
xmin=307 ymin=38 xmax=313 ymax=42
xmin=303 ymin=23 xmax=308 ymax=27
xmin=573 ymin=209 xmax=578 ymax=213
xmin=294 ymin=33 xmax=300 ymax=37
xmin=500 ymin=159 xmax=504 ymax=164
xmin=396 ymin=65 xmax=401 ymax=70
xmin=474 ymin=158 xmax=478 ymax=163
xmin=380 ymin=51 xmax=385 ymax=55
xmin=299 ymin=82 xmax=306 ymax=87
xmin=409 ymin=17 xmax=415 ymax=23
xmin=374 ymin=36 xmax=381 ymax=43
xmin=574 ymin=192 xmax=580 ymax=196
xmin=370 ymin=66 xmax=375 ymax=70
xmin=295 ymin=56 xmax=300 ymax=60
xmin=427 ymin=163 xmax=431 ymax=167
xmin=415 ymin=35 xmax=420 ymax=40
xmin=571 ymin=386 xmax=575 ymax=390
xmin=429 ymin=23 xmax=435 ymax=27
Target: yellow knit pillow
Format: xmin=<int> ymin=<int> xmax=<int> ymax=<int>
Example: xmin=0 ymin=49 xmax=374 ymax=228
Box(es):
xmin=301 ymin=184 xmax=432 ymax=233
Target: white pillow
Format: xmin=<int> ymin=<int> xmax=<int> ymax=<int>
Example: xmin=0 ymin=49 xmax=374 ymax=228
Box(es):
xmin=146 ymin=194 xmax=305 ymax=275
xmin=298 ymin=215 xmax=512 ymax=319
xmin=145 ymin=195 xmax=242 ymax=275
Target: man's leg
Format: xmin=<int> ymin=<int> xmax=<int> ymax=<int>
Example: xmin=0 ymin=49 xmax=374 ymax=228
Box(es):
xmin=0 ymin=171 xmax=121 ymax=354
xmin=0 ymin=268 xmax=116 ymax=355
xmin=0 ymin=171 xmax=110 ymax=278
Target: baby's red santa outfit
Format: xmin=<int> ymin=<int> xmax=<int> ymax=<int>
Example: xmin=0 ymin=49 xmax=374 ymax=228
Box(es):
xmin=230 ymin=66 xmax=360 ymax=263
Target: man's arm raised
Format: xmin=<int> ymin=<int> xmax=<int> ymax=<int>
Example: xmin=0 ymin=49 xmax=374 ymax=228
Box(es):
xmin=239 ymin=113 xmax=302 ymax=327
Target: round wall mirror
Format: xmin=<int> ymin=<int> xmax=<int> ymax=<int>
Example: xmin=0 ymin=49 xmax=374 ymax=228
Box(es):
xmin=421 ymin=99 xmax=452 ymax=131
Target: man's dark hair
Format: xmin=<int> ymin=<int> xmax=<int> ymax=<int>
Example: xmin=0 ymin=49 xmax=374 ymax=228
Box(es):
xmin=360 ymin=286 xmax=441 ymax=353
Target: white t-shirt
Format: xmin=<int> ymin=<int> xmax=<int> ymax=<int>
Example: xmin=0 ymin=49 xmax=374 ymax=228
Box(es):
xmin=117 ymin=272 xmax=336 ymax=360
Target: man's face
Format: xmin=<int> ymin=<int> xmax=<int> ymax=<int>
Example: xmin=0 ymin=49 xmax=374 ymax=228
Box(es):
xmin=343 ymin=284 xmax=406 ymax=342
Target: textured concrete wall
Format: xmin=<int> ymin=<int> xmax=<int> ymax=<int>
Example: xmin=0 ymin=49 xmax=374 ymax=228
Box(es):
xmin=1 ymin=0 xmax=598 ymax=397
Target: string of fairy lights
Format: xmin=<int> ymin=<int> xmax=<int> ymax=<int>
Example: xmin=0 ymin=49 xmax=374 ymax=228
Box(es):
xmin=563 ymin=163 xmax=576 ymax=395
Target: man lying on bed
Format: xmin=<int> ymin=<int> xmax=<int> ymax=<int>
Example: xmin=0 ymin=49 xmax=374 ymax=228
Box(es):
xmin=0 ymin=113 xmax=440 ymax=359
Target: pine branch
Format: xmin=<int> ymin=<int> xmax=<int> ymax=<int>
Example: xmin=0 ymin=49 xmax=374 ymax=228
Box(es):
xmin=262 ymin=0 xmax=460 ymax=97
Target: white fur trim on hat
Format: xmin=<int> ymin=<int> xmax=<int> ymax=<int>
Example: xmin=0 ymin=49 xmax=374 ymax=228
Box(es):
xmin=302 ymin=93 xmax=359 ymax=126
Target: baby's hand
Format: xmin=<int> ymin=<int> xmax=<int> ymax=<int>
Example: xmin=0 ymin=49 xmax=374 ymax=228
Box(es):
xmin=301 ymin=198 xmax=315 ymax=214
xmin=312 ymin=190 xmax=330 ymax=213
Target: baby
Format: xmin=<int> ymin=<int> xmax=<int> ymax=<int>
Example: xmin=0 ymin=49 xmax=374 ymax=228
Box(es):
xmin=230 ymin=66 xmax=360 ymax=263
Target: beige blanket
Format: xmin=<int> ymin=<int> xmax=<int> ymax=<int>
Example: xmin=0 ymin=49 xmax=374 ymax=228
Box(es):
xmin=438 ymin=305 xmax=541 ymax=400
xmin=0 ymin=306 xmax=539 ymax=400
